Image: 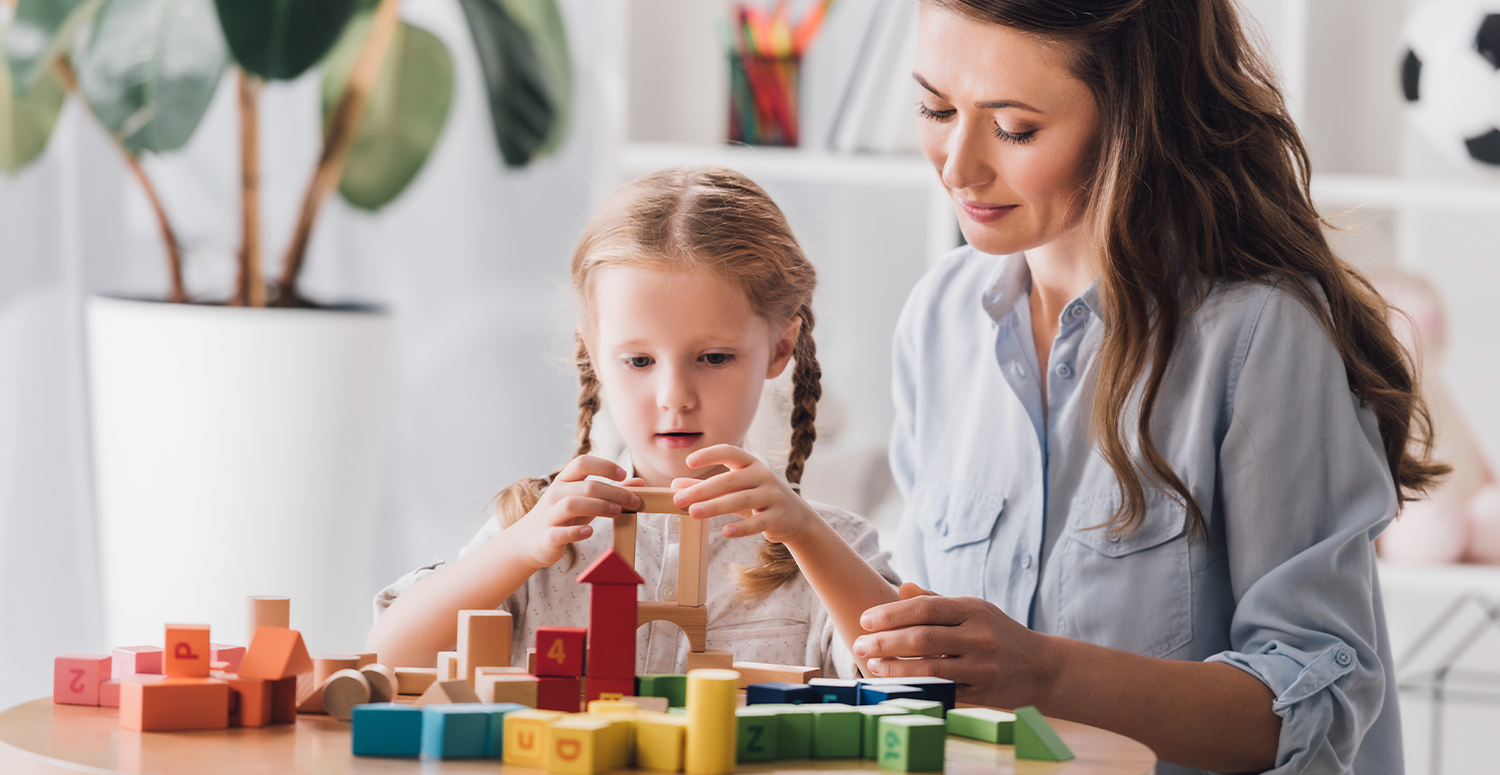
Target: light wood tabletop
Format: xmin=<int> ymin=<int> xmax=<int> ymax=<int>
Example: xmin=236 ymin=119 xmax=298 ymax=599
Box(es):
xmin=0 ymin=698 xmax=1156 ymax=775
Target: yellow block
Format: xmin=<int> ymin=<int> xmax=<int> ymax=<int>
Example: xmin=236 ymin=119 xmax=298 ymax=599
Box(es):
xmin=504 ymin=709 xmax=567 ymax=767
xmin=587 ymin=699 xmax=639 ymax=715
xmin=635 ymin=713 xmax=689 ymax=772
xmin=685 ymin=668 xmax=739 ymax=774
xmin=548 ymin=716 xmax=614 ymax=775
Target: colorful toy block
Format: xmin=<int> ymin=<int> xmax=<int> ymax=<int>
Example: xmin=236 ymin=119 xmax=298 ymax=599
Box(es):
xmin=678 ymin=512 xmax=710 ymax=607
xmin=598 ymin=715 xmax=634 ymax=769
xmin=808 ymin=677 xmax=859 ymax=705
xmin=360 ymin=663 xmax=397 ymax=703
xmin=621 ymin=695 xmax=670 ymax=713
xmin=735 ymin=707 xmax=780 ymax=762
xmin=226 ymin=675 xmax=271 ymax=727
xmin=480 ymin=702 xmax=531 ymax=758
xmin=579 ymin=550 xmax=644 ymax=680
xmin=586 ymin=676 xmax=636 ymax=702
xmin=614 ymin=513 xmax=637 ymax=567
xmin=120 ymin=677 xmax=230 ymax=731
xmin=246 ymin=595 xmax=290 ymax=631
xmin=945 ymin=707 xmax=1014 ymax=744
xmin=163 ymin=624 xmax=211 ymax=677
xmin=351 ymin=703 xmax=423 ymax=757
xmin=877 ymin=714 xmax=946 ymax=771
xmin=587 ymin=698 xmax=640 ymax=714
xmin=1013 ymin=705 xmax=1074 ymax=762
xmin=636 ymin=602 xmax=708 ymax=652
xmin=321 ymin=668 xmax=371 ymax=721
xmin=422 ymin=704 xmax=491 ymax=759
xmin=535 ymin=626 xmax=588 ymax=677
xmin=100 ymin=679 xmax=122 ymax=707
xmin=634 ymin=712 xmax=689 ymax=771
xmin=393 ymin=666 xmax=437 ymax=695
xmin=685 ymin=648 xmax=733 ymax=672
xmin=881 ymin=698 xmax=945 ymax=719
xmin=747 ymin=681 xmax=819 ymax=705
xmin=504 ymin=709 xmax=567 ymax=767
xmin=478 ymin=672 xmax=539 ymax=706
xmin=808 ymin=703 xmax=862 ymax=758
xmin=858 ymin=705 xmax=908 ymax=759
xmin=269 ymin=676 xmax=298 ymax=723
xmin=300 ymin=654 xmax=362 ymax=713
xmin=111 ymin=646 xmax=163 ymax=678
xmin=685 ymin=668 xmax=739 ymax=774
xmin=53 ymin=654 xmax=111 ymax=706
xmin=238 ymin=627 xmax=313 ymax=681
xmin=210 ymin=644 xmax=245 ymax=673
xmin=859 ymin=683 xmax=923 ymax=705
xmin=547 ymin=716 xmax=616 ymax=774
xmin=537 ymin=676 xmax=582 ymax=712
xmin=416 ymin=678 xmax=479 ymax=706
xmin=459 ymin=609 xmax=513 ymax=683
xmin=637 ymin=674 xmax=686 ymax=707
xmin=733 ymin=661 xmax=821 ymax=686
xmin=862 ymin=676 xmax=957 ymax=710
xmin=750 ymin=703 xmax=814 ymax=758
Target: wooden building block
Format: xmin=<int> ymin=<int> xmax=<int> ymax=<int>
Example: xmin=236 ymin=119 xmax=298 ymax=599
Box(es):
xmin=299 ymin=654 xmax=362 ymax=713
xmin=393 ymin=666 xmax=437 ymax=695
xmin=479 ymin=702 xmax=531 ymax=758
xmin=859 ymin=683 xmax=922 ymax=705
xmin=354 ymin=652 xmax=377 ymax=668
xmin=685 ymin=668 xmax=739 ymax=774
xmin=416 ymin=679 xmax=479 ymax=706
xmin=360 ymin=663 xmax=397 ymax=703
xmin=478 ymin=673 xmax=539 ymax=706
xmin=99 ymin=679 xmax=123 ymax=708
xmin=210 ymin=644 xmax=246 ymax=673
xmin=352 ymin=703 xmax=423 ymax=757
xmin=164 ymin=624 xmax=211 ymax=677
xmin=322 ymin=668 xmax=371 ymax=721
xmin=111 ymin=646 xmax=162 ymax=678
xmin=945 ymin=707 xmax=1014 ymax=744
xmin=226 ymin=675 xmax=272 ymax=727
xmin=53 ymin=654 xmax=111 ymax=706
xmin=635 ymin=712 xmax=688 ymax=771
xmin=587 ymin=698 xmax=639 ymax=715
xmin=578 ymin=549 xmax=644 ymax=680
xmin=734 ymin=661 xmax=821 ymax=687
xmin=477 ymin=665 xmax=529 ymax=676
xmin=585 ymin=676 xmax=635 ymax=703
xmin=247 ymin=595 xmax=290 ymax=632
xmin=881 ymin=698 xmax=945 ymax=719
xmin=503 ymin=709 xmax=567 ymax=767
xmin=637 ymin=602 xmax=708 ymax=652
xmin=621 ymin=694 xmax=669 ymax=713
xmin=547 ymin=716 xmax=614 ymax=775
xmin=437 ymin=651 xmax=459 ymax=681
xmin=1013 ymin=705 xmax=1074 ymax=762
xmin=861 ymin=676 xmax=957 ymax=710
xmin=808 ymin=677 xmax=859 ymax=705
xmin=535 ymin=626 xmax=587 ymax=677
xmin=808 ymin=704 xmax=862 ymax=758
xmin=858 ymin=706 xmax=908 ymax=759
xmin=527 ymin=648 xmax=537 ymax=674
xmin=536 ymin=676 xmax=581 ymax=712
xmin=746 ymin=681 xmax=819 ymax=706
xmin=269 ymin=676 xmax=297 ymax=723
xmin=753 ymin=704 xmax=813 ymax=758
xmin=623 ymin=486 xmax=688 ymax=515
xmin=678 ymin=511 xmax=709 ymax=607
xmin=119 ymin=677 xmax=230 ymax=732
xmin=877 ymin=715 xmax=946 ymax=771
xmin=735 ymin=706 xmax=780 ymax=761
xmin=238 ymin=627 xmax=313 ymax=681
xmin=636 ymin=674 xmax=686 ymax=708
xmin=459 ymin=609 xmax=513 ymax=684
xmin=685 ymin=648 xmax=733 ymax=672
xmin=422 ymin=704 xmax=491 ymax=759
xmin=614 ymin=513 xmax=637 ymax=567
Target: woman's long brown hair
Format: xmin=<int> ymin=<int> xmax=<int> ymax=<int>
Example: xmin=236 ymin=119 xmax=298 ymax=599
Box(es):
xmin=930 ymin=0 xmax=1448 ymax=538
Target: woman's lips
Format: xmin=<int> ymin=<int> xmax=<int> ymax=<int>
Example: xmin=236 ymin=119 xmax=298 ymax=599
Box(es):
xmin=656 ymin=432 xmax=703 ymax=449
xmin=958 ymin=198 xmax=1017 ymax=224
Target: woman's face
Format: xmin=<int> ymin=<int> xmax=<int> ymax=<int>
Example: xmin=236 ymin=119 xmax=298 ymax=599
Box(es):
xmin=914 ymin=4 xmax=1101 ymax=256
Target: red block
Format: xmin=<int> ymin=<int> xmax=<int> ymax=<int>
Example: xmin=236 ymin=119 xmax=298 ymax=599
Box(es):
xmin=585 ymin=676 xmax=636 ymax=703
xmin=577 ymin=550 xmax=643 ymax=681
xmin=111 ymin=646 xmax=163 ymax=678
xmin=269 ymin=676 xmax=298 ymax=723
xmin=536 ymin=676 xmax=581 ymax=712
xmin=211 ymin=644 xmax=246 ymax=673
xmin=534 ymin=626 xmax=587 ymax=677
xmin=54 ymin=654 xmax=111 ymax=706
xmin=226 ymin=675 xmax=272 ymax=727
xmin=164 ymin=624 xmax=211 ymax=677
xmin=119 ymin=678 xmax=229 ymax=731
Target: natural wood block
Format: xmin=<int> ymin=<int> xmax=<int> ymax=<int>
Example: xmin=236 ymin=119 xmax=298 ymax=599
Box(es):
xmin=354 ymin=652 xmax=377 ymax=668
xmin=685 ymin=648 xmax=733 ymax=672
xmin=945 ymin=707 xmax=1014 ymax=744
xmin=503 ymin=709 xmax=567 ymax=767
xmin=360 ymin=663 xmax=398 ymax=703
xmin=547 ymin=716 xmax=615 ymax=774
xmin=476 ymin=665 xmax=529 ymax=676
xmin=735 ymin=706 xmax=780 ymax=762
xmin=269 ymin=676 xmax=297 ymax=723
xmin=732 ymin=661 xmax=820 ymax=687
xmin=878 ymin=714 xmax=947 ymax=771
xmin=299 ymin=654 xmax=361 ymax=713
xmin=535 ymin=627 xmax=586 ymax=677
xmin=53 ymin=654 xmax=111 ymax=706
xmin=807 ymin=704 xmax=861 ymax=758
xmin=415 ymin=679 xmax=479 ymax=707
xmin=637 ymin=602 xmax=707 ymax=652
xmin=527 ymin=648 xmax=537 ymax=674
xmin=478 ymin=673 xmax=539 ymax=706
xmin=210 ymin=644 xmax=246 ymax=674
xmin=226 ymin=676 xmax=272 ymax=728
xmin=163 ymin=624 xmax=211 ymax=678
xmin=1013 ymin=705 xmax=1075 ymax=761
xmin=437 ymin=651 xmax=459 ymax=681
xmin=247 ymin=596 xmax=291 ymax=633
xmin=119 ymin=678 xmax=229 ymax=732
xmin=635 ymin=712 xmax=689 ymax=771
xmin=536 ymin=676 xmax=582 ymax=712
xmin=238 ymin=627 xmax=313 ymax=682
xmin=678 ymin=513 xmax=709 ymax=607
xmin=394 ymin=666 xmax=437 ymax=695
xmin=321 ymin=668 xmax=371 ymax=721
xmin=110 ymin=646 xmax=162 ymax=679
xmin=459 ymin=609 xmax=513 ymax=683
xmin=685 ymin=669 xmax=739 ymax=774
xmin=622 ymin=486 xmax=688 ymax=515
xmin=613 ymin=513 xmax=637 ymax=568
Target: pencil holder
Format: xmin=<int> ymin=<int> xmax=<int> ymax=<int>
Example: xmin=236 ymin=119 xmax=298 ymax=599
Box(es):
xmin=728 ymin=52 xmax=801 ymax=147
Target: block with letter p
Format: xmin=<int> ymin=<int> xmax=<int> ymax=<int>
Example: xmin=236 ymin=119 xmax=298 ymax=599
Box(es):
xmin=164 ymin=624 xmax=211 ymax=677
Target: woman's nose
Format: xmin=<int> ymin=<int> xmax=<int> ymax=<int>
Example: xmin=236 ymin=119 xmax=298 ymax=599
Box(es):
xmin=940 ymin=118 xmax=994 ymax=193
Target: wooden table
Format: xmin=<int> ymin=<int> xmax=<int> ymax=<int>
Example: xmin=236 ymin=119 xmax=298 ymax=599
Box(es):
xmin=0 ymin=698 xmax=1156 ymax=774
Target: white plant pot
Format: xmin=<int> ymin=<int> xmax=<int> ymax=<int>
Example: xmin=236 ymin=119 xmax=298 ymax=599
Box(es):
xmin=87 ymin=296 xmax=392 ymax=654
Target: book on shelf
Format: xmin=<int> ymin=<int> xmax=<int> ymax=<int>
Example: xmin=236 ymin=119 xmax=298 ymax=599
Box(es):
xmin=827 ymin=0 xmax=920 ymax=155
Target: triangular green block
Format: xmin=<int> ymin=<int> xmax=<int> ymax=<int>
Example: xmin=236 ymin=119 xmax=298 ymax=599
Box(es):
xmin=1013 ymin=706 xmax=1073 ymax=762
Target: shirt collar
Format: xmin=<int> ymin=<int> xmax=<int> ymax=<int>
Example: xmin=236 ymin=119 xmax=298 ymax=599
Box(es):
xmin=980 ymin=251 xmax=1102 ymax=325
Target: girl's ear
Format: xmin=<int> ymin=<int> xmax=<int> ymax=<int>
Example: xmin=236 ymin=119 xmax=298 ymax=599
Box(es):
xmin=766 ymin=316 xmax=802 ymax=379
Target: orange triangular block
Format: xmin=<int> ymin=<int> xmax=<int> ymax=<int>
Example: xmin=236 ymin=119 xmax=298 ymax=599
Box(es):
xmin=237 ymin=627 xmax=313 ymax=681
xmin=415 ymin=678 xmax=481 ymax=706
xmin=577 ymin=548 xmax=645 ymax=586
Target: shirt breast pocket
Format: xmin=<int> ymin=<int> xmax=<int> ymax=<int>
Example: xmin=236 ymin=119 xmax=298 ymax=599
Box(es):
xmin=914 ymin=478 xmax=1004 ymax=599
xmin=1058 ymin=493 xmax=1192 ymax=658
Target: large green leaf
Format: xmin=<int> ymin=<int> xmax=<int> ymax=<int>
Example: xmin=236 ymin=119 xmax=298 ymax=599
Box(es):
xmin=456 ymin=0 xmax=571 ymax=167
xmin=214 ymin=0 xmax=357 ymax=81
xmin=0 ymin=21 xmax=67 ymax=172
xmin=4 ymin=0 xmax=102 ymax=91
xmin=75 ymin=0 xmax=227 ymax=154
xmin=322 ymin=15 xmax=453 ymax=210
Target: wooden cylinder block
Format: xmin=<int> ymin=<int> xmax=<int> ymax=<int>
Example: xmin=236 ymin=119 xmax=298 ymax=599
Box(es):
xmin=320 ymin=669 xmax=370 ymax=722
xmin=359 ymin=663 xmax=397 ymax=703
xmin=246 ymin=596 xmax=290 ymax=633
xmin=299 ymin=655 xmax=362 ymax=713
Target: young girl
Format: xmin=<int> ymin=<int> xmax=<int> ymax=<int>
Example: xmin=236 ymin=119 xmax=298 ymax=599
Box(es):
xmin=366 ymin=167 xmax=898 ymax=677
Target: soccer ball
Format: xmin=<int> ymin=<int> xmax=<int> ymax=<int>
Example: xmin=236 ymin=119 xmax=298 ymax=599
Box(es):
xmin=1400 ymin=0 xmax=1500 ymax=166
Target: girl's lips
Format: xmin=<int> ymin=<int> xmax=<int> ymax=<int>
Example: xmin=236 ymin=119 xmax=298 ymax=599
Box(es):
xmin=958 ymin=198 xmax=1017 ymax=224
xmin=656 ymin=432 xmax=703 ymax=449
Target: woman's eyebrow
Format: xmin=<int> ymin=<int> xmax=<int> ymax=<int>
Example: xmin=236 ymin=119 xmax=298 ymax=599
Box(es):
xmin=913 ymin=72 xmax=1044 ymax=113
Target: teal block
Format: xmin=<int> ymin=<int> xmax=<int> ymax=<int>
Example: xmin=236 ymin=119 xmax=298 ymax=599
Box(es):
xmin=945 ymin=707 xmax=1014 ymax=744
xmin=880 ymin=698 xmax=945 ymax=719
xmin=421 ymin=704 xmax=491 ymax=759
xmin=807 ymin=703 xmax=862 ymax=758
xmin=753 ymin=703 xmax=814 ymax=758
xmin=1013 ymin=706 xmax=1074 ymax=762
xmin=352 ymin=703 xmax=423 ymax=757
xmin=736 ymin=707 xmax=780 ymax=761
xmin=478 ymin=702 xmax=530 ymax=758
xmin=637 ymin=674 xmax=687 ymax=707
xmin=666 ymin=706 xmax=688 ymax=717
xmin=857 ymin=706 xmax=908 ymax=759
xmin=877 ymin=715 xmax=946 ymax=772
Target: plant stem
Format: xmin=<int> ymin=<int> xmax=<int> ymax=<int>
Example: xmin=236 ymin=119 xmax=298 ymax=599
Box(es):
xmin=235 ymin=70 xmax=265 ymax=307
xmin=54 ymin=57 xmax=186 ymax=303
xmin=274 ymin=0 xmax=402 ymax=306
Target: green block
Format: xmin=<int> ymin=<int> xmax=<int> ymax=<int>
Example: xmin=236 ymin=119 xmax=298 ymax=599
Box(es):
xmin=1013 ymin=706 xmax=1074 ymax=762
xmin=761 ymin=705 xmax=813 ymax=759
xmin=857 ymin=706 xmax=908 ymax=759
xmin=636 ymin=674 xmax=687 ymax=708
xmin=666 ymin=706 xmax=687 ymax=717
xmin=880 ymin=698 xmax=945 ymax=719
xmin=877 ymin=715 xmax=946 ymax=772
xmin=945 ymin=707 xmax=1014 ymax=744
xmin=736 ymin=707 xmax=780 ymax=761
xmin=807 ymin=704 xmax=862 ymax=758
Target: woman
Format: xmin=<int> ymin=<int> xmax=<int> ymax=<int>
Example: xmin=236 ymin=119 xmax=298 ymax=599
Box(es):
xmin=853 ymin=1 xmax=1445 ymax=773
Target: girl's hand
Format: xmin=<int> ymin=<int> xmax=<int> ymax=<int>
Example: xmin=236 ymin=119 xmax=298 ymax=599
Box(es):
xmin=670 ymin=444 xmax=820 ymax=545
xmin=510 ymin=455 xmax=642 ymax=569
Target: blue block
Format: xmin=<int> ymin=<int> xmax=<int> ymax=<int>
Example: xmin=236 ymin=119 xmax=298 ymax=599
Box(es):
xmin=807 ymin=678 xmax=859 ymax=705
xmin=478 ymin=703 xmax=530 ymax=758
xmin=421 ymin=705 xmax=491 ymax=759
xmin=862 ymin=676 xmax=957 ymax=710
xmin=858 ymin=683 xmax=923 ymax=705
xmin=747 ymin=681 xmax=820 ymax=705
xmin=352 ymin=703 xmax=423 ymax=757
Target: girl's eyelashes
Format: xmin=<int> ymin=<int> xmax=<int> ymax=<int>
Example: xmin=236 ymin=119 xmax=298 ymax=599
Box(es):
xmin=916 ymin=102 xmax=953 ymax=121
xmin=624 ymin=355 xmax=653 ymax=369
xmin=917 ymin=101 xmax=1038 ymax=145
xmin=701 ymin=352 xmax=734 ymax=366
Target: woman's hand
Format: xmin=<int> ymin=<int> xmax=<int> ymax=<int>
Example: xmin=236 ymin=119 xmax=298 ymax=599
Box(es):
xmin=509 ymin=455 xmax=642 ymax=569
xmin=669 ymin=444 xmax=820 ymax=544
xmin=854 ymin=582 xmax=1060 ymax=707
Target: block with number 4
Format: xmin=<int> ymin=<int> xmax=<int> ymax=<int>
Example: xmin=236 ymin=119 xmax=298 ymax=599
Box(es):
xmin=535 ymin=626 xmax=587 ymax=677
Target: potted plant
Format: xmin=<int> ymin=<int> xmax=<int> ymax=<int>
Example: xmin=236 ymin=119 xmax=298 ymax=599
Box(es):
xmin=1 ymin=0 xmax=571 ymax=652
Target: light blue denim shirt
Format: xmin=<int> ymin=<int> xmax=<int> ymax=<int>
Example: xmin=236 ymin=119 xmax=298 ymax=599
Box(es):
xmin=890 ymin=247 xmax=1401 ymax=775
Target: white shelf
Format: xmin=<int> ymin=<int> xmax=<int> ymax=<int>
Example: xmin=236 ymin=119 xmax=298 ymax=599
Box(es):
xmin=1312 ymin=172 xmax=1500 ymax=211
xmin=619 ymin=142 xmax=939 ymax=188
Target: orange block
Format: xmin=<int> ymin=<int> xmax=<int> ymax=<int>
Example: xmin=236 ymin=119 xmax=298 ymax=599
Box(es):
xmin=238 ymin=627 xmax=313 ymax=681
xmin=120 ymin=678 xmax=229 ymax=731
xmin=226 ymin=676 xmax=272 ymax=727
xmin=163 ymin=624 xmax=211 ymax=678
xmin=269 ymin=676 xmax=298 ymax=724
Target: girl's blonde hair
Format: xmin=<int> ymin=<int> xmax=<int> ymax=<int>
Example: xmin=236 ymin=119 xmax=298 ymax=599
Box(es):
xmin=495 ymin=167 xmax=821 ymax=599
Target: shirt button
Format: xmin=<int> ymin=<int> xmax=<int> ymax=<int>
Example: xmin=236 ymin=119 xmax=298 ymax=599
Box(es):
xmin=1012 ymin=363 xmax=1026 ymax=378
xmin=1334 ymin=649 xmax=1352 ymax=667
xmin=663 ymin=586 xmax=677 ymax=601
xmin=1056 ymin=363 xmax=1073 ymax=379
xmin=1021 ymin=554 xmax=1033 ymax=569
xmin=1108 ymin=533 xmax=1121 ymax=543
xmin=1068 ymin=303 xmax=1086 ymax=320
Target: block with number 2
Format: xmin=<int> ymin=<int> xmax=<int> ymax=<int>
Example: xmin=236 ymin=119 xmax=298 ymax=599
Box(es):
xmin=534 ymin=626 xmax=586 ymax=677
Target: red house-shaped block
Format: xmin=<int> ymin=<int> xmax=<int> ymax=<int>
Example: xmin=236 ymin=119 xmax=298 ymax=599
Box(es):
xmin=577 ymin=548 xmax=643 ymax=681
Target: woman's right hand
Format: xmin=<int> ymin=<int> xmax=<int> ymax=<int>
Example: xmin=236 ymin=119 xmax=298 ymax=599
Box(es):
xmin=510 ymin=455 xmax=642 ymax=569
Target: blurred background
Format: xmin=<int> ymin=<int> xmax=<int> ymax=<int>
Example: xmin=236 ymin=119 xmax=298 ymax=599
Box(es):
xmin=4 ymin=1 xmax=1500 ymax=772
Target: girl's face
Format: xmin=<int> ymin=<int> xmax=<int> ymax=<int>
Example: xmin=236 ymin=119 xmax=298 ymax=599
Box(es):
xmin=913 ymin=4 xmax=1101 ymax=256
xmin=588 ymin=264 xmax=798 ymax=487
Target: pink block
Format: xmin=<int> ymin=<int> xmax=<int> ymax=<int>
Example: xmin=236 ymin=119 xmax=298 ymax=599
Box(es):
xmin=111 ymin=646 xmax=164 ymax=679
xmin=54 ymin=654 xmax=111 ymax=706
xmin=210 ymin=644 xmax=246 ymax=673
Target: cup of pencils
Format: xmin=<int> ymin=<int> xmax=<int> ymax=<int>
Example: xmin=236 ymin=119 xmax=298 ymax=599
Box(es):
xmin=727 ymin=1 xmax=832 ymax=147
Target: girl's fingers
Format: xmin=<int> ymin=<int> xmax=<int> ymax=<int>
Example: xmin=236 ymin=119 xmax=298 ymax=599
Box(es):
xmin=684 ymin=444 xmax=756 ymax=471
xmin=551 ymin=478 xmax=641 ymax=512
xmin=548 ymin=524 xmax=594 ymax=545
xmin=723 ymin=512 xmax=777 ymax=538
xmin=675 ymin=469 xmax=757 ymax=509
xmin=551 ymin=496 xmax=621 ymax=522
xmin=687 ymin=490 xmax=765 ymax=520
xmin=555 ymin=454 xmax=628 ymax=484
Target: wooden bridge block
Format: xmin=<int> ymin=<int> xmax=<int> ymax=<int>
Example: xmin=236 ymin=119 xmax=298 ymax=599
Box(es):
xmin=163 ymin=624 xmax=211 ymax=678
xmin=637 ymin=602 xmax=707 ymax=651
xmin=685 ymin=648 xmax=733 ymax=672
xmin=53 ymin=654 xmax=111 ymax=706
